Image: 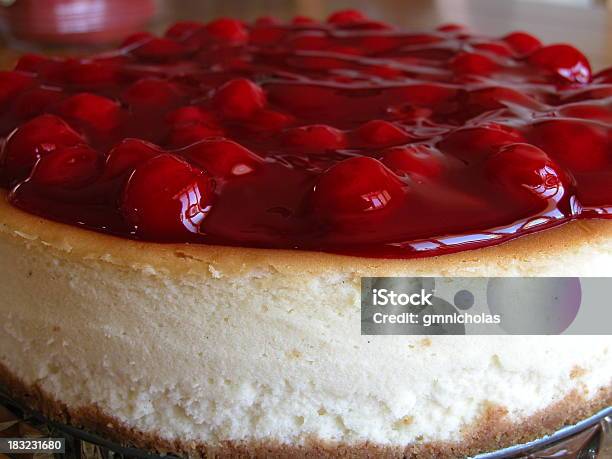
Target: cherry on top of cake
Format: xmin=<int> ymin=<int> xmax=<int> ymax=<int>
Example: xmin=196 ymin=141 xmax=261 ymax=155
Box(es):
xmin=0 ymin=9 xmax=610 ymax=258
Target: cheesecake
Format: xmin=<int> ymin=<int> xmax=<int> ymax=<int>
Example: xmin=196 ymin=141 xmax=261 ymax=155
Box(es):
xmin=0 ymin=9 xmax=611 ymax=458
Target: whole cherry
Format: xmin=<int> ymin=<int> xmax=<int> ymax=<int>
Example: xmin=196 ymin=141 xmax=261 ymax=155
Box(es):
xmin=594 ymin=67 xmax=612 ymax=84
xmin=312 ymin=156 xmax=406 ymax=220
xmin=247 ymin=109 xmax=295 ymax=133
xmin=502 ymin=31 xmax=541 ymax=56
xmin=559 ymin=104 xmax=612 ymax=124
xmin=166 ymin=106 xmax=218 ymax=127
xmin=167 ymin=123 xmax=225 ymax=148
xmin=486 ymin=143 xmax=568 ymax=201
xmin=450 ymin=52 xmax=499 ymax=76
xmin=64 ymin=59 xmax=121 ymax=87
xmin=282 ymin=125 xmax=347 ymax=152
xmin=131 ymin=37 xmax=191 ymax=61
xmin=381 ymin=144 xmax=444 ymax=179
xmin=529 ymin=120 xmax=609 ymax=172
xmin=213 ymin=78 xmax=266 ymax=119
xmin=165 ymin=21 xmax=203 ymax=40
xmin=1 ymin=114 xmax=83 ymax=184
xmin=121 ymin=154 xmax=214 ymax=239
xmin=104 ymin=138 xmax=164 ymax=179
xmin=30 ymin=144 xmax=101 ymax=189
xmin=14 ymin=54 xmax=49 ymax=73
xmin=123 ymin=78 xmax=183 ymax=111
xmin=355 ymin=120 xmax=411 ymax=147
xmin=529 ymin=44 xmax=591 ymax=84
xmin=438 ymin=123 xmax=525 ymax=163
xmin=471 ymin=41 xmax=513 ymax=57
xmin=179 ymin=138 xmax=262 ymax=178
xmin=203 ymin=18 xmax=249 ymax=43
xmin=11 ymin=87 xmax=64 ymax=120
xmin=327 ymin=10 xmax=367 ymax=25
xmin=467 ymin=86 xmax=541 ymax=112
xmin=0 ymin=71 xmax=34 ymax=108
xmin=58 ymin=93 xmax=121 ymax=133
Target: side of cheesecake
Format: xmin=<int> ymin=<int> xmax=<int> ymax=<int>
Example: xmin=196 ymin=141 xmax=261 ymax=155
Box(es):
xmin=0 ymin=9 xmax=611 ymax=458
xmin=1 ymin=195 xmax=611 ymax=458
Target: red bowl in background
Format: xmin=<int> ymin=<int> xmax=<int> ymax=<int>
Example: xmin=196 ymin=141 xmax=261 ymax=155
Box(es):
xmin=0 ymin=0 xmax=156 ymax=46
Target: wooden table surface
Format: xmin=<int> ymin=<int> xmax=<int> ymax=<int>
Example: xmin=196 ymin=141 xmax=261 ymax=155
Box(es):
xmin=0 ymin=0 xmax=610 ymax=72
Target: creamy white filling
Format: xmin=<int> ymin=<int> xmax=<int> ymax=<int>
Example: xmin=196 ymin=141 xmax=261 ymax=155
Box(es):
xmin=0 ymin=235 xmax=611 ymax=447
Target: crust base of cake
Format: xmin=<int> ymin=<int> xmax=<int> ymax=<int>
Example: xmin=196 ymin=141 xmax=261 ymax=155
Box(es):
xmin=1 ymin=363 xmax=610 ymax=459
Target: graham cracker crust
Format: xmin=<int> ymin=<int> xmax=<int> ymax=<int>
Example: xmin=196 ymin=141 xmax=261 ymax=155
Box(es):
xmin=0 ymin=362 xmax=610 ymax=458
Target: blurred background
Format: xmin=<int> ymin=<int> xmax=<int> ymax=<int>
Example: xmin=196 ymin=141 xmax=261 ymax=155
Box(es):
xmin=0 ymin=0 xmax=610 ymax=69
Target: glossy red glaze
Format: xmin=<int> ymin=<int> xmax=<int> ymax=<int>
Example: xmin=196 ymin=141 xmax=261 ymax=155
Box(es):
xmin=1 ymin=11 xmax=611 ymax=258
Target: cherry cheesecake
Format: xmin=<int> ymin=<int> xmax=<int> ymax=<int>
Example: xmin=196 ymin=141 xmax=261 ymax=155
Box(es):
xmin=0 ymin=10 xmax=611 ymax=458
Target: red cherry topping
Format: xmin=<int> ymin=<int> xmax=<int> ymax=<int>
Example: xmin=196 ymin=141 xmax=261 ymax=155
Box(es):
xmin=14 ymin=55 xmax=65 ymax=83
xmin=64 ymin=59 xmax=121 ymax=87
xmin=255 ymin=16 xmax=280 ymax=26
xmin=559 ymin=104 xmax=612 ymax=124
xmin=166 ymin=106 xmax=218 ymax=127
xmin=381 ymin=145 xmax=444 ymax=179
xmin=165 ymin=21 xmax=203 ymax=40
xmin=282 ymin=125 xmax=347 ymax=152
xmin=123 ymin=78 xmax=183 ymax=110
xmin=14 ymin=54 xmax=49 ymax=73
xmin=164 ymin=106 xmax=224 ymax=146
xmin=213 ymin=78 xmax=266 ymax=119
xmin=167 ymin=123 xmax=225 ymax=148
xmin=121 ymin=154 xmax=213 ymax=239
xmin=0 ymin=71 xmax=34 ymax=107
xmin=250 ymin=26 xmax=287 ymax=46
xmin=2 ymin=115 xmax=83 ymax=183
xmin=288 ymin=33 xmax=330 ymax=51
xmin=327 ymin=10 xmax=367 ymax=25
xmin=355 ymin=120 xmax=411 ymax=147
xmin=58 ymin=93 xmax=121 ymax=133
xmin=131 ymin=37 xmax=190 ymax=61
xmin=594 ymin=67 xmax=612 ymax=84
xmin=437 ymin=24 xmax=465 ymax=33
xmin=471 ymin=41 xmax=513 ymax=57
xmin=11 ymin=87 xmax=64 ymax=119
xmin=104 ymin=139 xmax=164 ymax=179
xmin=529 ymin=120 xmax=608 ymax=172
xmin=564 ymin=86 xmax=612 ymax=104
xmin=528 ymin=44 xmax=591 ymax=84
xmin=291 ymin=16 xmax=316 ymax=25
xmin=486 ymin=143 xmax=567 ymax=201
xmin=204 ymin=18 xmax=249 ymax=43
xmin=180 ymin=138 xmax=262 ymax=178
xmin=248 ymin=109 xmax=295 ymax=132
xmin=30 ymin=144 xmax=101 ymax=189
xmin=502 ymin=32 xmax=542 ymax=56
xmin=393 ymin=84 xmax=457 ymax=108
xmin=312 ymin=157 xmax=405 ymax=220
xmin=439 ymin=124 xmax=525 ymax=162
xmin=121 ymin=32 xmax=153 ymax=48
xmin=0 ymin=14 xmax=611 ymax=258
xmin=450 ymin=52 xmax=499 ymax=76
xmin=350 ymin=20 xmax=393 ymax=31
xmin=467 ymin=86 xmax=541 ymax=111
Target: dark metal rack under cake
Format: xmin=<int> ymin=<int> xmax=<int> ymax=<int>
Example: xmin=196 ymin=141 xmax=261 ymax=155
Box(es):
xmin=0 ymin=389 xmax=610 ymax=459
